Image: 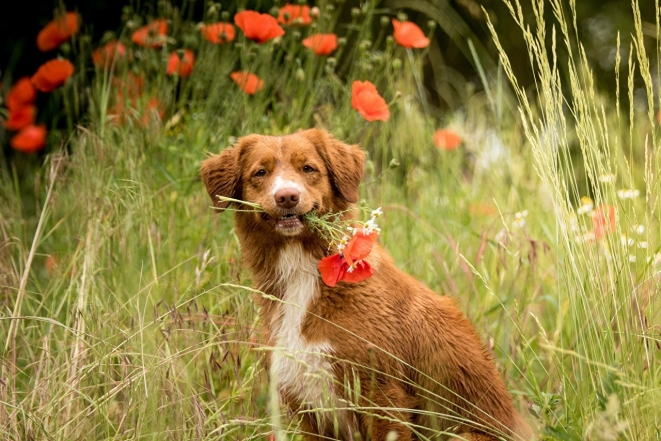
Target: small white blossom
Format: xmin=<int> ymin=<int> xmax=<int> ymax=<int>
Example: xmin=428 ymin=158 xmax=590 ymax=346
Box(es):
xmin=371 ymin=207 xmax=383 ymax=218
xmin=632 ymin=224 xmax=645 ymax=235
xmin=569 ymin=213 xmax=581 ymax=233
xmin=617 ymin=188 xmax=640 ymax=199
xmin=629 ymin=255 xmax=637 ymax=263
xmin=577 ymin=196 xmax=594 ymax=215
xmin=599 ymin=174 xmax=616 ymax=183
xmin=336 ymin=235 xmax=349 ymax=252
xmin=513 ymin=210 xmax=528 ymax=228
xmin=363 ymin=219 xmax=381 ymax=234
xmin=638 ymin=241 xmax=648 ymax=249
xmin=582 ymin=231 xmax=596 ymax=243
xmin=620 ymin=234 xmax=634 ymax=247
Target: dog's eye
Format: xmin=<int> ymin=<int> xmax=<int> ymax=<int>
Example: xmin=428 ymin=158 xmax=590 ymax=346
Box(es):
xmin=302 ymin=165 xmax=315 ymax=173
xmin=254 ymin=169 xmax=267 ymax=177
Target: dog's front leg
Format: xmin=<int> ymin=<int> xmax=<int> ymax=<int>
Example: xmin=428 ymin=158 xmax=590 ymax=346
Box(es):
xmin=364 ymin=381 xmax=417 ymax=441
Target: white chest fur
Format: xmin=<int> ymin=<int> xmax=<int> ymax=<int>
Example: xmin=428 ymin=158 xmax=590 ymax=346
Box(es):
xmin=270 ymin=243 xmax=336 ymax=410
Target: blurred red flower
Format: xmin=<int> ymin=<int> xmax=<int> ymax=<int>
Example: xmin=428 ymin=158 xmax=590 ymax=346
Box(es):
xmin=166 ymin=50 xmax=195 ymax=77
xmin=37 ymin=12 xmax=80 ymax=52
xmin=6 ymin=77 xmax=37 ymax=110
xmin=92 ymin=40 xmax=127 ymax=68
xmin=592 ymin=205 xmax=616 ymax=239
xmin=278 ymin=4 xmax=312 ymax=25
xmin=231 ymin=71 xmax=264 ymax=95
xmin=10 ymin=125 xmax=47 ymax=153
xmin=318 ymin=231 xmax=378 ymax=287
xmin=132 ymin=20 xmax=168 ymax=48
xmin=351 ymin=81 xmax=390 ymax=122
xmin=433 ymin=129 xmax=462 ymax=150
xmin=391 ymin=19 xmax=430 ymax=49
xmin=234 ymin=11 xmax=284 ymax=43
xmin=201 ymin=22 xmax=235 ymax=44
xmin=31 ymin=59 xmax=75 ymax=92
xmin=5 ymin=106 xmax=36 ymax=131
xmin=302 ymin=33 xmax=337 ymax=56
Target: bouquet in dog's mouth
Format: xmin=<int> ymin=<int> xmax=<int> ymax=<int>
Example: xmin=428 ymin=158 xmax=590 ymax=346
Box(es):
xmin=309 ymin=207 xmax=382 ymax=287
xmin=214 ymin=196 xmax=381 ymax=287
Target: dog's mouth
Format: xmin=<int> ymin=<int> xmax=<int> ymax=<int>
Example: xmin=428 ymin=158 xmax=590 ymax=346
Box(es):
xmin=261 ymin=204 xmax=319 ymax=234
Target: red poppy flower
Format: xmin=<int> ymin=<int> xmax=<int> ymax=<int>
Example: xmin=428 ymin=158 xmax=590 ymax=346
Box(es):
xmin=234 ymin=11 xmax=285 ymax=43
xmin=278 ymin=4 xmax=312 ymax=25
xmin=141 ymin=97 xmax=165 ymax=126
xmin=592 ymin=205 xmax=616 ymax=239
xmin=31 ymin=59 xmax=75 ymax=92
xmin=201 ymin=22 xmax=235 ymax=44
xmin=318 ymin=230 xmax=378 ymax=287
xmin=5 ymin=106 xmax=36 ymax=131
xmin=433 ymin=129 xmax=462 ymax=150
xmin=166 ymin=50 xmax=195 ymax=77
xmin=351 ymin=81 xmax=390 ymax=122
xmin=37 ymin=12 xmax=80 ymax=52
xmin=391 ymin=19 xmax=430 ymax=49
xmin=132 ymin=20 xmax=168 ymax=48
xmin=10 ymin=125 xmax=47 ymax=153
xmin=92 ymin=40 xmax=127 ymax=68
xmin=6 ymin=78 xmax=37 ymax=110
xmin=302 ymin=33 xmax=337 ymax=56
xmin=231 ymin=71 xmax=264 ymax=95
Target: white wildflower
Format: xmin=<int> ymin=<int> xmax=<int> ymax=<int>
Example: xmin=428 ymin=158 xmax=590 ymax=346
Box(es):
xmin=513 ymin=210 xmax=528 ymax=228
xmin=638 ymin=241 xmax=648 ymax=249
xmin=582 ymin=231 xmax=596 ymax=243
xmin=336 ymin=235 xmax=349 ymax=252
xmin=363 ymin=219 xmax=381 ymax=234
xmin=598 ymin=174 xmax=616 ymax=183
xmin=631 ymin=224 xmax=645 ymax=235
xmin=577 ymin=196 xmax=594 ymax=215
xmin=371 ymin=207 xmax=383 ymax=218
xmin=620 ymin=234 xmax=634 ymax=247
xmin=629 ymin=255 xmax=637 ymax=263
xmin=569 ymin=213 xmax=581 ymax=233
xmin=617 ymin=188 xmax=640 ymax=199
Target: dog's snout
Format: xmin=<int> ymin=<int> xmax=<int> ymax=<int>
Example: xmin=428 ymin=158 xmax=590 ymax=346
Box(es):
xmin=274 ymin=188 xmax=300 ymax=209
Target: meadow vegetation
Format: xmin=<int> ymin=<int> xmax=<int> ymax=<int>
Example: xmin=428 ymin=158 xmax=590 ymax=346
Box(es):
xmin=1 ymin=0 xmax=660 ymax=439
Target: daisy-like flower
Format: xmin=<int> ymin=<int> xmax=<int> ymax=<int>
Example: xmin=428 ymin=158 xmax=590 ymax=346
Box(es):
xmin=336 ymin=235 xmax=350 ymax=252
xmin=363 ymin=219 xmax=381 ymax=235
xmin=577 ymin=196 xmax=594 ymax=215
xmin=617 ymin=188 xmax=640 ymax=199
xmin=371 ymin=207 xmax=383 ymax=218
xmin=513 ymin=210 xmax=528 ymax=228
xmin=598 ymin=174 xmax=616 ymax=183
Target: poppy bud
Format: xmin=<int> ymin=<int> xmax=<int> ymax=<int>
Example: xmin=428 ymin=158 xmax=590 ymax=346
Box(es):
xmin=338 ymin=37 xmax=346 ymax=46
xmin=292 ymin=30 xmax=301 ymax=40
xmin=221 ymin=11 xmax=230 ymax=21
xmin=326 ymin=4 xmax=335 ymax=13
xmin=380 ymin=16 xmax=390 ymax=27
xmin=326 ymin=57 xmax=337 ymax=67
xmin=295 ymin=68 xmax=305 ymax=81
xmin=389 ymin=158 xmax=400 ymax=168
xmin=427 ymin=20 xmax=437 ymax=30
xmin=269 ymin=7 xmax=280 ymax=17
xmin=310 ymin=7 xmax=320 ymax=18
xmin=392 ymin=58 xmax=402 ymax=70
xmin=386 ymin=36 xmax=394 ymax=47
xmin=351 ymin=8 xmax=361 ymax=18
xmin=397 ymin=12 xmax=408 ymax=21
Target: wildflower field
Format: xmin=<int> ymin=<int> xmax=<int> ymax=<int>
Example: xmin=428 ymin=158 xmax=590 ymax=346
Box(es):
xmin=1 ymin=0 xmax=660 ymax=439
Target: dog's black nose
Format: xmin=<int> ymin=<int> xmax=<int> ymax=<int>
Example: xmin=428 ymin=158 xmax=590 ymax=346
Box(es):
xmin=275 ymin=188 xmax=300 ymax=209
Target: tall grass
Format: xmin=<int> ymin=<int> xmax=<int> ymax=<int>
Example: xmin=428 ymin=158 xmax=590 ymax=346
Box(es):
xmin=1 ymin=0 xmax=659 ymax=439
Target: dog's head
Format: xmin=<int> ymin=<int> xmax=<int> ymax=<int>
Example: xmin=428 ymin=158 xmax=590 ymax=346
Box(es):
xmin=200 ymin=129 xmax=365 ymax=237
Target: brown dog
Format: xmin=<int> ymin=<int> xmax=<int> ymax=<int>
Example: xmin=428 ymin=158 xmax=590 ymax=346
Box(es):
xmin=201 ymin=129 xmax=531 ymax=440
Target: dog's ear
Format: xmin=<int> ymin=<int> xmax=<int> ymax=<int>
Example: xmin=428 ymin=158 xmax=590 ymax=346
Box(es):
xmin=300 ymin=129 xmax=366 ymax=203
xmin=200 ymin=148 xmax=240 ymax=210
xmin=200 ymin=135 xmax=259 ymax=210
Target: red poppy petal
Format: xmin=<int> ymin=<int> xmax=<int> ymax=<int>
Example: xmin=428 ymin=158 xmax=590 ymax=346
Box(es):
xmin=318 ymin=254 xmax=347 ymax=287
xmin=340 ymin=260 xmax=374 ymax=283
xmin=343 ymin=231 xmax=378 ymax=265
